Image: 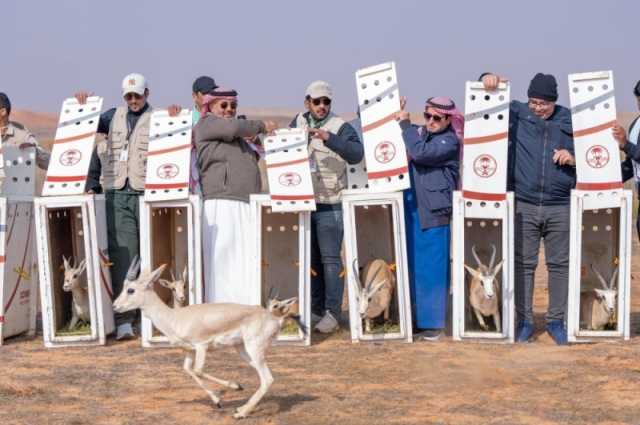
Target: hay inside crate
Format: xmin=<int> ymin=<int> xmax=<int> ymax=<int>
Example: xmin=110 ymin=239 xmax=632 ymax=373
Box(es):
xmin=149 ymin=206 xmax=189 ymax=337
xmin=353 ymin=204 xmax=401 ymax=335
xmin=260 ymin=206 xmax=301 ymax=337
xmin=578 ymin=208 xmax=620 ymax=331
xmin=46 ymin=207 xmax=91 ymax=337
xmin=463 ymin=218 xmax=504 ymax=333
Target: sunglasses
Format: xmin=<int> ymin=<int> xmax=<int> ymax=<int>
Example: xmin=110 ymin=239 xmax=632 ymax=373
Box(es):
xmin=424 ymin=112 xmax=448 ymax=122
xmin=311 ymin=98 xmax=331 ymax=106
xmin=124 ymin=93 xmax=143 ymax=101
xmin=219 ymin=101 xmax=238 ymax=110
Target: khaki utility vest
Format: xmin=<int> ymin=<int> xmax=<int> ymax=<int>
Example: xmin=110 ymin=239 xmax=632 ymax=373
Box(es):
xmin=295 ymin=113 xmax=346 ymax=204
xmin=97 ymin=106 xmax=152 ymax=191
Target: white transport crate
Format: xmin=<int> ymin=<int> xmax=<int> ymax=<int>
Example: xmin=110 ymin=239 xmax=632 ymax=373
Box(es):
xmin=35 ymin=195 xmax=114 ymax=347
xmin=0 ymin=197 xmax=38 ymax=345
xmin=1 ymin=145 xmax=38 ymax=195
xmin=139 ymin=195 xmax=203 ymax=347
xmin=0 ymin=139 xmax=39 ymax=345
xmin=451 ymin=192 xmax=515 ymax=342
xmin=144 ymin=109 xmax=193 ymax=201
xmin=263 ymin=128 xmax=316 ymax=213
xmin=345 ymin=118 xmax=370 ymax=192
xmin=355 ymin=62 xmax=410 ymax=193
xmin=567 ymin=71 xmax=631 ymax=342
xmin=452 ymin=81 xmax=515 ymax=343
xmin=42 ymin=96 xmax=103 ymax=196
xmin=342 ymin=191 xmax=412 ymax=343
xmin=250 ymin=194 xmax=311 ymax=346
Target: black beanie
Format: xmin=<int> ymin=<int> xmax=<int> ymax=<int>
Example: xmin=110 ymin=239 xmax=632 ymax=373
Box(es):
xmin=0 ymin=92 xmax=10 ymax=115
xmin=634 ymin=80 xmax=640 ymax=97
xmin=527 ymin=73 xmax=558 ymax=102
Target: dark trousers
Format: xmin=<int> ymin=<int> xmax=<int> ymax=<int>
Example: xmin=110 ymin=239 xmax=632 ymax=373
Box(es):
xmin=514 ymin=201 xmax=570 ymax=324
xmin=310 ymin=206 xmax=344 ymax=319
xmin=105 ymin=189 xmax=141 ymax=326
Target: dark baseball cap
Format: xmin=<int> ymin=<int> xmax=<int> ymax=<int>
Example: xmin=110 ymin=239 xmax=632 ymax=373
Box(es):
xmin=192 ymin=76 xmax=218 ymax=94
xmin=0 ymin=92 xmax=10 ymax=114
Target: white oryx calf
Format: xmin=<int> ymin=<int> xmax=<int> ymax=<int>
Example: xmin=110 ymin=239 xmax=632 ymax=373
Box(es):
xmin=113 ymin=256 xmax=303 ymax=419
xmin=580 ymin=264 xmax=618 ymax=331
xmin=463 ymin=244 xmax=504 ymax=332
xmin=352 ymin=259 xmax=396 ymax=333
xmin=62 ymin=256 xmax=90 ymax=330
xmin=159 ymin=267 xmax=188 ymax=308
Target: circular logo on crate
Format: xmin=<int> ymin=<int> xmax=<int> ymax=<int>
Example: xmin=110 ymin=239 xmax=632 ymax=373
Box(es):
xmin=585 ymin=145 xmax=610 ymax=169
xmin=157 ymin=163 xmax=179 ymax=179
xmin=374 ymin=141 xmax=396 ymax=163
xmin=59 ymin=149 xmax=82 ymax=166
xmin=473 ymin=154 xmax=497 ymax=178
xmin=278 ymin=172 xmax=302 ymax=187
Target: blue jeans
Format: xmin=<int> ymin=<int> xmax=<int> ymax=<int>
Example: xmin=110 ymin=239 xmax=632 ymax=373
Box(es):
xmin=310 ymin=207 xmax=344 ymax=318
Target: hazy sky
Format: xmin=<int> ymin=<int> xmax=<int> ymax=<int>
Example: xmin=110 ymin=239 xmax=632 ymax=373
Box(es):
xmin=5 ymin=0 xmax=639 ymax=115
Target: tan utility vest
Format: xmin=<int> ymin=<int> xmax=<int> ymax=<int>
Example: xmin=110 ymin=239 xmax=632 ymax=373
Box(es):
xmin=97 ymin=106 xmax=152 ymax=191
xmin=295 ymin=113 xmax=347 ymax=204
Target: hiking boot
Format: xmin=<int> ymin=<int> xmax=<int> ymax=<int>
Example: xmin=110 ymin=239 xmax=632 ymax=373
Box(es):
xmin=116 ymin=323 xmax=136 ymax=341
xmin=314 ymin=311 xmax=339 ymax=334
xmin=546 ymin=320 xmax=568 ymax=345
xmin=515 ymin=321 xmax=534 ymax=343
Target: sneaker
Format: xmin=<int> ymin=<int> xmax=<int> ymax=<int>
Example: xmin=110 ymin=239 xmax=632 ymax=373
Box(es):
xmin=417 ymin=329 xmax=443 ymax=341
xmin=116 ymin=323 xmax=135 ymax=341
xmin=314 ymin=311 xmax=339 ymax=334
xmin=546 ymin=320 xmax=568 ymax=346
xmin=515 ymin=321 xmax=534 ymax=343
xmin=311 ymin=312 xmax=323 ymax=327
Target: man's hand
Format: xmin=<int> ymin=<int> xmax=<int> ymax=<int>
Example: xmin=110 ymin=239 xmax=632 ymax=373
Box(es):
xmin=86 ymin=189 xmax=95 ymax=195
xmin=612 ymin=123 xmax=627 ymax=148
xmin=263 ymin=120 xmax=278 ymax=134
xmin=167 ymin=104 xmax=182 ymax=117
xmin=481 ymin=74 xmax=508 ymax=91
xmin=18 ymin=142 xmax=36 ymax=150
xmin=308 ymin=128 xmax=330 ymax=142
xmin=400 ymin=96 xmax=407 ymax=111
xmin=74 ymin=91 xmax=93 ymax=105
xmin=395 ymin=110 xmax=410 ymax=122
xmin=553 ymin=149 xmax=575 ymax=166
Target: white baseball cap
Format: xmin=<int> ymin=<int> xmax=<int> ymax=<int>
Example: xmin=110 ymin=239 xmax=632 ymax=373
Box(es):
xmin=305 ymin=80 xmax=333 ymax=100
xmin=121 ymin=73 xmax=148 ymax=96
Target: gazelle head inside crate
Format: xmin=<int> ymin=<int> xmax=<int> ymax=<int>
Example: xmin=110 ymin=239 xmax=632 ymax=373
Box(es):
xmin=351 ymin=259 xmax=397 ymax=334
xmin=464 ymin=244 xmax=504 ymax=332
xmin=580 ymin=264 xmax=618 ymax=331
xmin=158 ymin=267 xmax=188 ymax=308
xmin=61 ymin=256 xmax=90 ymax=331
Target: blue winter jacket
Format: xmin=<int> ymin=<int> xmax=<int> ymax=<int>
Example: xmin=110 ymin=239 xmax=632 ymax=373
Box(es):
xmin=399 ymin=120 xmax=460 ymax=229
xmin=507 ymin=101 xmax=576 ymax=205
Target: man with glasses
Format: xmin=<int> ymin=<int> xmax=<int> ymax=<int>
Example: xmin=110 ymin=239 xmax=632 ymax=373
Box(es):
xmin=77 ymin=73 xmax=154 ymax=340
xmin=194 ymin=87 xmax=277 ymax=304
xmin=395 ymin=97 xmax=462 ymax=341
xmin=290 ymin=81 xmax=363 ymax=334
xmin=482 ymin=72 xmax=575 ymax=345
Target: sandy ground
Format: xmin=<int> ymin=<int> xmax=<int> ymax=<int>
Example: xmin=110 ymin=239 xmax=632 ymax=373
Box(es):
xmin=2 ymin=235 xmax=640 ymax=425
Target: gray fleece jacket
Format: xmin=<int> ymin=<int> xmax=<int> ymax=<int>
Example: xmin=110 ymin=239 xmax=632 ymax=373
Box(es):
xmin=194 ymin=115 xmax=266 ymax=202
